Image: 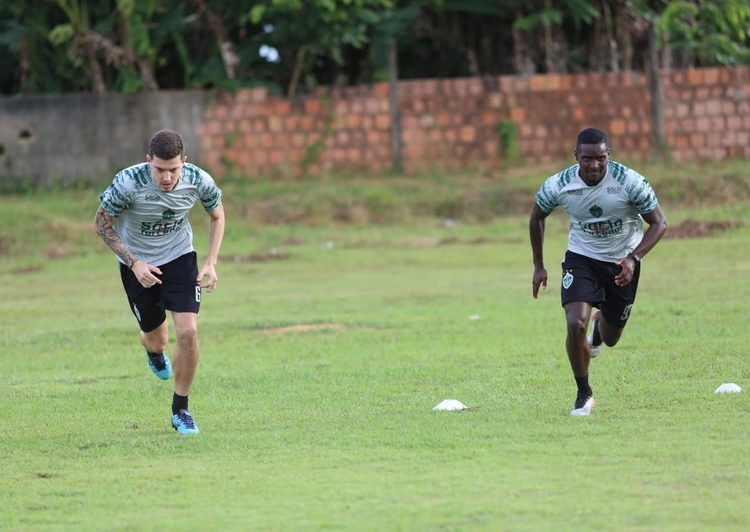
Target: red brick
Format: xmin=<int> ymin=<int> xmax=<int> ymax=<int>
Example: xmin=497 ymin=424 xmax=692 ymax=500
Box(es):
xmin=235 ymin=89 xmax=252 ymax=104
xmin=371 ymin=83 xmax=390 ymax=98
xmin=727 ymin=115 xmax=742 ymax=130
xmin=205 ymin=121 xmax=222 ymax=135
xmin=375 ymin=114 xmax=391 ymax=129
xmin=610 ymin=119 xmax=626 ymax=135
xmin=687 ymin=69 xmax=704 ymax=85
xmin=304 ymin=99 xmax=322 ymax=114
xmin=703 ymin=68 xmax=720 ymax=85
xmin=487 ymin=93 xmax=503 ymax=108
xmin=243 ymin=135 xmax=259 ymax=149
xmin=510 ymin=107 xmax=526 ymax=122
xmin=270 ymin=100 xmax=288 ymax=115
xmin=268 ymin=116 xmax=283 ymax=132
xmin=710 ymin=117 xmax=726 ymax=130
xmin=689 ymin=133 xmax=705 ymax=148
xmin=673 ymin=134 xmax=689 ymax=149
xmin=722 ymin=101 xmax=737 ymax=115
xmin=250 ymin=88 xmax=268 ymax=103
xmin=299 ymin=116 xmax=315 ymax=130
xmin=529 ymin=75 xmax=547 ymax=91
xmin=261 ymin=134 xmax=274 ymax=148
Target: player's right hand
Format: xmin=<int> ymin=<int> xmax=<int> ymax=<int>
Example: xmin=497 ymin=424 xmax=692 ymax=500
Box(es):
xmin=132 ymin=260 xmax=163 ymax=288
xmin=532 ymin=267 xmax=548 ymax=299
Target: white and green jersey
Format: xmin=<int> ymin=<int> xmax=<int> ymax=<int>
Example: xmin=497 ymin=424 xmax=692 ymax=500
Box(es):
xmin=535 ymin=161 xmax=658 ymax=262
xmin=99 ymin=162 xmax=222 ymax=266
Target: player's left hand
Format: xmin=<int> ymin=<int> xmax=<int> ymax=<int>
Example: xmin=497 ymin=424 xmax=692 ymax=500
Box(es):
xmin=614 ymin=256 xmax=636 ymax=287
xmin=198 ymin=265 xmax=218 ymax=292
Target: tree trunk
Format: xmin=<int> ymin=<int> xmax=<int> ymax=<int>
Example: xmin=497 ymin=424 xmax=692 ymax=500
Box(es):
xmin=388 ymin=39 xmax=403 ymax=175
xmin=648 ymin=25 xmax=664 ymax=160
xmin=287 ymin=46 xmax=307 ymax=97
xmin=88 ymin=55 xmax=106 ymax=94
xmin=192 ymin=0 xmax=239 ymax=79
xmin=602 ymin=0 xmax=619 ymax=72
xmin=543 ymin=0 xmax=554 ymax=73
xmin=512 ymin=9 xmax=533 ymax=75
xmin=616 ymin=4 xmax=633 ymax=71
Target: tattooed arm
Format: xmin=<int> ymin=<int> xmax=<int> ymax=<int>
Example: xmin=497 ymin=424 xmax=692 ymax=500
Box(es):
xmin=94 ymin=205 xmax=162 ymax=287
xmin=94 ymin=205 xmax=139 ymax=268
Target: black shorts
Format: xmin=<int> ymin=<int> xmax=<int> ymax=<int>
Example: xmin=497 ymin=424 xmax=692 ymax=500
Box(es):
xmin=560 ymin=250 xmax=641 ymax=328
xmin=120 ymin=251 xmax=201 ymax=333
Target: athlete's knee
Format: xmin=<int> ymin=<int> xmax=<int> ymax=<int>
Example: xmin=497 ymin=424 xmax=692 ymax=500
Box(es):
xmin=565 ymin=315 xmax=588 ymax=339
xmin=175 ymin=322 xmax=198 ymax=346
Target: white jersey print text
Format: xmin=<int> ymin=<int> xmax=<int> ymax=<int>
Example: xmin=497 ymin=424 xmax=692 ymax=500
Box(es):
xmin=535 ymin=161 xmax=658 ymax=262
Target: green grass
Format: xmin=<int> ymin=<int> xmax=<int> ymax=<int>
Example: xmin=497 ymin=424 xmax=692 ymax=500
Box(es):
xmin=2 ymin=161 xmax=750 ymax=530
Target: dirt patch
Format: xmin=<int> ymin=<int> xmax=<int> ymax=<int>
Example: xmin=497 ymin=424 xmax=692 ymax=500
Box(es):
xmin=44 ymin=243 xmax=74 ymax=260
xmin=665 ymin=218 xmax=740 ymax=239
xmin=260 ymin=323 xmax=345 ymax=335
xmin=0 ymin=264 xmax=44 ymax=275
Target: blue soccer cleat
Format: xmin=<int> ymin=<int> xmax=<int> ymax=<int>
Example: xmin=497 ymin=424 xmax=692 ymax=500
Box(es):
xmin=147 ymin=352 xmax=172 ymax=380
xmin=171 ymin=410 xmax=200 ymax=434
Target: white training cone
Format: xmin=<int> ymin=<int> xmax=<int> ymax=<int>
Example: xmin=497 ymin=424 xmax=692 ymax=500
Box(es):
xmin=714 ymin=383 xmax=742 ymax=394
xmin=433 ymin=399 xmax=467 ymax=411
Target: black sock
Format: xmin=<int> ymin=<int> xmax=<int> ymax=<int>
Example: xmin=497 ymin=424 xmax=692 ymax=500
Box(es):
xmin=575 ymin=375 xmax=593 ymax=398
xmin=172 ymin=393 xmax=188 ymax=415
xmin=591 ymin=315 xmax=602 ymax=346
xmin=147 ymin=351 xmax=163 ymax=359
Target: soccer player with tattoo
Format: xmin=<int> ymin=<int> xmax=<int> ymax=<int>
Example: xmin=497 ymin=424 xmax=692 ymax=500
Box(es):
xmin=529 ymin=128 xmax=667 ymax=415
xmin=95 ymin=129 xmax=225 ymax=434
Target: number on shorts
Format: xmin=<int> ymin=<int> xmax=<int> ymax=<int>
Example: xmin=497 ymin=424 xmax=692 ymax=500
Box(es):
xmin=195 ymin=286 xmax=201 ymax=302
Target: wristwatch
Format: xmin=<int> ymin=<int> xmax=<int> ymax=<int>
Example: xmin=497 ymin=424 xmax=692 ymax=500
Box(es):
xmin=627 ymin=252 xmax=641 ymax=263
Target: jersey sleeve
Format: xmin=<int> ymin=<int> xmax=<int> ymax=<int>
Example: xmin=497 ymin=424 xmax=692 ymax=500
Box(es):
xmin=197 ymin=169 xmax=223 ymax=212
xmin=534 ymin=174 xmax=561 ymax=213
xmin=625 ymin=170 xmax=659 ymax=214
xmin=99 ymin=170 xmax=136 ymax=216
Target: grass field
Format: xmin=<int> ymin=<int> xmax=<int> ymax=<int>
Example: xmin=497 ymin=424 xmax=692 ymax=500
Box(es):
xmin=2 ymin=161 xmax=750 ymax=531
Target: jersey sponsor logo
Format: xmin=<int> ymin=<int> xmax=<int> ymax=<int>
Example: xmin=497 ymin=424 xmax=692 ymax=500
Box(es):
xmin=606 ymin=186 xmax=622 ymax=194
xmin=140 ymin=217 xmax=185 ymax=236
xmin=144 ymin=194 xmax=160 ymax=202
xmin=562 ymin=270 xmax=574 ymax=289
xmin=589 ymin=205 xmax=603 ymax=217
xmin=578 ymin=219 xmax=624 ymax=237
xmin=181 ymin=192 xmax=197 ymax=200
xmin=568 ymin=189 xmax=583 ymax=195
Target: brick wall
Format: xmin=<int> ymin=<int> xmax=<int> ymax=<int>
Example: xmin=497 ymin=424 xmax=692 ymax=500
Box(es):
xmin=199 ymin=66 xmax=750 ymax=177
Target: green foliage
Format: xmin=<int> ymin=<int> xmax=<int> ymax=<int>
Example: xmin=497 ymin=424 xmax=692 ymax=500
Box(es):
xmin=658 ymin=0 xmax=750 ymax=65
xmin=495 ymin=119 xmax=519 ymax=163
xmin=300 ymin=97 xmax=336 ymax=175
xmin=4 ymin=0 xmax=750 ymax=94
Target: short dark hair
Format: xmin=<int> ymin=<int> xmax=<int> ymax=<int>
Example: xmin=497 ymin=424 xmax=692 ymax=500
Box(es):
xmin=149 ymin=129 xmax=185 ymax=160
xmin=576 ymin=128 xmax=608 ymax=149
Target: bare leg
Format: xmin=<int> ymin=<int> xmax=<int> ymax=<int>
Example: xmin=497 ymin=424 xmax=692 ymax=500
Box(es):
xmin=140 ymin=320 xmax=169 ymax=353
xmin=598 ymin=314 xmax=624 ymax=347
xmin=564 ymin=301 xmax=594 ymax=377
xmin=171 ymin=311 xmax=199 ymax=397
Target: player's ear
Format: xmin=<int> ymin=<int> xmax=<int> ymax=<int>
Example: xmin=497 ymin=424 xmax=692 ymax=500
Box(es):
xmin=146 ymin=154 xmax=151 ymax=163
